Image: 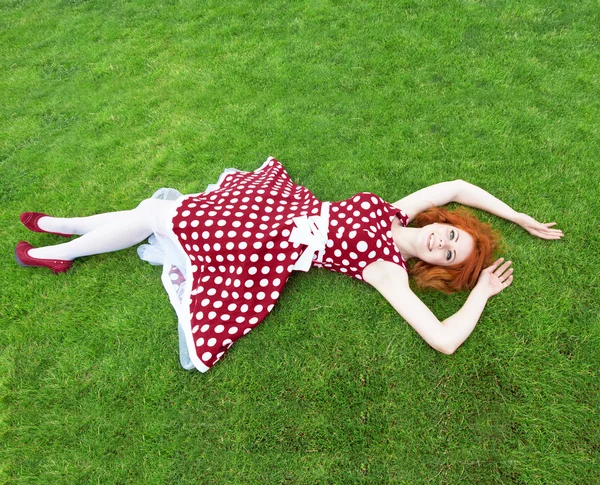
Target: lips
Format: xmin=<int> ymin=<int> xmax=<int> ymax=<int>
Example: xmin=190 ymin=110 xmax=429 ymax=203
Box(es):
xmin=428 ymin=233 xmax=434 ymax=252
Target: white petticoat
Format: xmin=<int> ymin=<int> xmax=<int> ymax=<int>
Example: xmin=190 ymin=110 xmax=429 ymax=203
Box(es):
xmin=137 ymin=169 xmax=241 ymax=371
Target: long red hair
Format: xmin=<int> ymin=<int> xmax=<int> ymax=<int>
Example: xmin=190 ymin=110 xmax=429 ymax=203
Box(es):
xmin=409 ymin=207 xmax=500 ymax=293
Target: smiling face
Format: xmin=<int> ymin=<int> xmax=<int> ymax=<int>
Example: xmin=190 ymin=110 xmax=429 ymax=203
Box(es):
xmin=418 ymin=223 xmax=475 ymax=266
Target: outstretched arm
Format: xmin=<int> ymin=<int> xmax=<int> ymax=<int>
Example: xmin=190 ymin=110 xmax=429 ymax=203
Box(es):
xmin=394 ymin=180 xmax=563 ymax=240
xmin=363 ymin=259 xmax=513 ymax=354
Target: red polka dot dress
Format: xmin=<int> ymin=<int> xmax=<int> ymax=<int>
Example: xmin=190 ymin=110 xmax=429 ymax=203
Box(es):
xmin=158 ymin=158 xmax=410 ymax=373
xmin=169 ymin=158 xmax=324 ymax=372
xmin=313 ymin=193 xmax=410 ymax=278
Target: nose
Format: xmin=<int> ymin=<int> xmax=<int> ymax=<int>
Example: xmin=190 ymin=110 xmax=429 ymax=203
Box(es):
xmin=437 ymin=235 xmax=446 ymax=249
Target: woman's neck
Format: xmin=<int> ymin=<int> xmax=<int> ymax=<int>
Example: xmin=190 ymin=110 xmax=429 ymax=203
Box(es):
xmin=391 ymin=221 xmax=420 ymax=261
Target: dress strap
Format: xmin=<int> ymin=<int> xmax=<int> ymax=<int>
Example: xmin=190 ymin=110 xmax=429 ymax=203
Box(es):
xmin=288 ymin=202 xmax=331 ymax=272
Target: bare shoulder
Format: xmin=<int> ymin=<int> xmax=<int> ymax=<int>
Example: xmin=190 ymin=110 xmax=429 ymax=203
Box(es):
xmin=363 ymin=260 xmax=410 ymax=289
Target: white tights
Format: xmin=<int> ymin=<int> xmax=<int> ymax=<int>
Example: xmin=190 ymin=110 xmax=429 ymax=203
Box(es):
xmin=29 ymin=199 xmax=176 ymax=261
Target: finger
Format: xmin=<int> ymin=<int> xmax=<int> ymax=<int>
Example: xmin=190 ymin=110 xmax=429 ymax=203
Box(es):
xmin=500 ymin=268 xmax=513 ymax=282
xmin=544 ymin=222 xmax=557 ymax=227
xmin=541 ymin=227 xmax=563 ymax=234
xmin=503 ymin=274 xmax=514 ymax=288
xmin=488 ymin=258 xmax=504 ymax=271
xmin=494 ymin=260 xmax=512 ymax=275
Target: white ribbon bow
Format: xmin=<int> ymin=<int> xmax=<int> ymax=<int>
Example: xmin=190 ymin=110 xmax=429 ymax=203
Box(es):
xmin=288 ymin=202 xmax=330 ymax=272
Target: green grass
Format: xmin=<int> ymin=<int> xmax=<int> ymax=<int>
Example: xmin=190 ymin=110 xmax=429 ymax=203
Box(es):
xmin=1 ymin=0 xmax=599 ymax=483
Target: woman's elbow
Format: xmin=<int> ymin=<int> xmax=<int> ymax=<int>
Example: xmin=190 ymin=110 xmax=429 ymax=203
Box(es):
xmin=432 ymin=340 xmax=458 ymax=355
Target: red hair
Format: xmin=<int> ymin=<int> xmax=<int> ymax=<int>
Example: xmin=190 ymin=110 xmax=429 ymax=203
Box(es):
xmin=409 ymin=207 xmax=500 ymax=293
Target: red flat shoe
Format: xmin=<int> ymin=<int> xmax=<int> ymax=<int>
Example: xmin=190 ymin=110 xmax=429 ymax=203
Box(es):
xmin=20 ymin=212 xmax=73 ymax=237
xmin=15 ymin=241 xmax=73 ymax=274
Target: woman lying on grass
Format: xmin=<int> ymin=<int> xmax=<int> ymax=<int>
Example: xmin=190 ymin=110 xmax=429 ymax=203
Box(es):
xmin=15 ymin=157 xmax=563 ymax=372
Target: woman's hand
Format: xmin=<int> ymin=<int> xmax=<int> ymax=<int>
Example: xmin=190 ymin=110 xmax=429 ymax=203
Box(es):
xmin=516 ymin=213 xmax=564 ymax=240
xmin=475 ymin=258 xmax=514 ymax=298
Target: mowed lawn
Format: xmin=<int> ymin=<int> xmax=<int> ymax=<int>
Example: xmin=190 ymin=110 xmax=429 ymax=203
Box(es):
xmin=1 ymin=0 xmax=598 ymax=483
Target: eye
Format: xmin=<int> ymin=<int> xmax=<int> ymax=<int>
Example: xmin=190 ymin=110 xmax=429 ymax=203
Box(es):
xmin=446 ymin=250 xmax=452 ymax=261
xmin=450 ymin=230 xmax=455 ymax=240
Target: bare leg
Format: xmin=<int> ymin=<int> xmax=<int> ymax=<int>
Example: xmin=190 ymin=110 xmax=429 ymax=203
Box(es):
xmin=29 ymin=199 xmax=176 ymax=261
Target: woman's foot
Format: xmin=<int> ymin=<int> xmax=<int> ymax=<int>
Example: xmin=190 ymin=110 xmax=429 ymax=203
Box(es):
xmin=20 ymin=212 xmax=73 ymax=237
xmin=15 ymin=241 xmax=73 ymax=273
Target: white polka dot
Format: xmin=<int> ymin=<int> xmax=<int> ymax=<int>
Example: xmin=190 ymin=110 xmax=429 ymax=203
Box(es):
xmin=208 ymin=311 xmax=217 ymax=319
xmin=208 ymin=338 xmax=217 ymax=347
xmin=250 ymin=254 xmax=259 ymax=262
xmin=255 ymin=304 xmax=263 ymax=312
xmin=257 ymin=292 xmax=265 ymax=300
xmin=235 ymin=316 xmax=245 ymax=323
xmin=271 ymin=291 xmax=280 ymax=299
xmin=221 ymin=314 xmax=230 ymax=321
xmin=196 ymin=338 xmax=204 ymax=347
xmin=202 ymin=352 xmax=212 ymax=361
xmin=223 ymin=339 xmax=233 ymax=346
xmin=205 ymin=220 xmax=213 ymax=227
xmin=368 ymin=250 xmax=376 ymax=258
xmin=215 ymin=325 xmax=224 ymax=333
xmin=195 ymin=311 xmax=204 ymax=320
xmin=201 ymin=324 xmax=210 ymax=332
xmin=179 ymin=221 xmax=187 ymax=229
xmin=361 ymin=201 xmax=371 ymax=210
xmin=349 ymin=231 xmax=357 ymax=239
xmin=201 ymin=298 xmax=211 ymax=306
xmin=239 ymin=242 xmax=247 ymax=250
xmin=334 ymin=249 xmax=342 ymax=257
xmin=249 ymin=317 xmax=259 ymax=324
xmin=192 ymin=325 xmax=200 ymax=333
xmin=357 ymin=241 xmax=368 ymax=252
xmin=215 ymin=230 xmax=224 ymax=238
xmin=254 ymin=241 xmax=262 ymax=249
xmin=350 ymin=252 xmax=358 ymax=259
xmin=228 ymin=327 xmax=238 ymax=335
